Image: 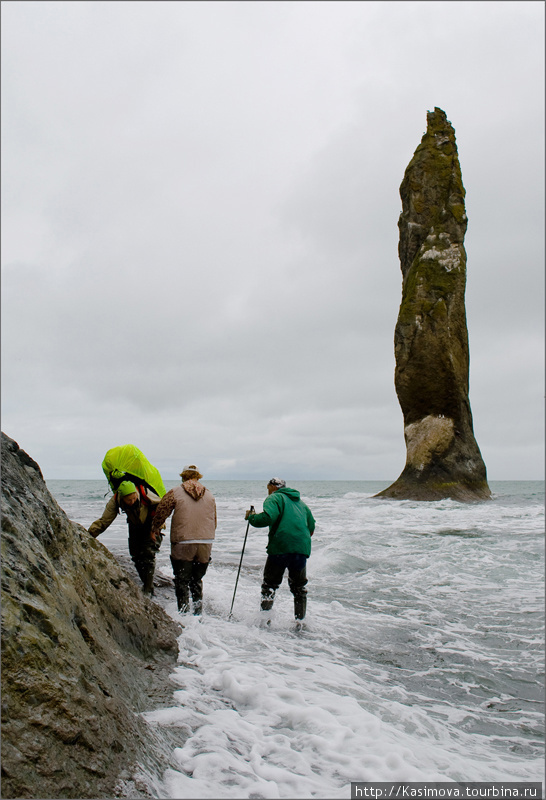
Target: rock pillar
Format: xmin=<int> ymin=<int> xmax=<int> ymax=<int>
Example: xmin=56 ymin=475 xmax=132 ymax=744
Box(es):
xmin=375 ymin=108 xmax=491 ymax=502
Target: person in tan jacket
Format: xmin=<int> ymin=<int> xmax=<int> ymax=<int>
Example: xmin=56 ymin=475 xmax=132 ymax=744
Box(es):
xmin=151 ymin=464 xmax=216 ymax=614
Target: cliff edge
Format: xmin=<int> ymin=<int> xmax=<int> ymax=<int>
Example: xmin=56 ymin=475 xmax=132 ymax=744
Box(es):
xmin=1 ymin=432 xmax=182 ymax=799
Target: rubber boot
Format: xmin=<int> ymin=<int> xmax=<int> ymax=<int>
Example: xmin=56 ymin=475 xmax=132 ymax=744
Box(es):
xmin=260 ymin=587 xmax=275 ymax=613
xmin=190 ymin=561 xmax=209 ymax=615
xmin=133 ymin=559 xmax=146 ymax=583
xmin=192 ymin=600 xmax=202 ymax=616
xmin=142 ymin=568 xmax=155 ymax=596
xmin=294 ymin=594 xmax=306 ymax=621
xmin=134 ymin=558 xmax=154 ymax=594
xmin=175 ymin=581 xmax=190 ymax=613
xmin=172 ymin=560 xmax=193 ymax=612
xmin=190 ymin=580 xmax=202 ymax=616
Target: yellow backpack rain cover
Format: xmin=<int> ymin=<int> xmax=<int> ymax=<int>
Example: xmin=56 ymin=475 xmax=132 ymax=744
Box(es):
xmin=102 ymin=444 xmax=167 ymax=498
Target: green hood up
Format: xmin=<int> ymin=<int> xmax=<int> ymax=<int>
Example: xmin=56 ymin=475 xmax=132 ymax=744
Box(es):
xmin=276 ymin=487 xmax=301 ymax=502
xmin=101 ymin=444 xmax=166 ymax=498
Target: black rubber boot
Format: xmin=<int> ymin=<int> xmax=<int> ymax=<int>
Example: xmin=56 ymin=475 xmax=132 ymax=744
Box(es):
xmin=190 ymin=561 xmax=209 ymax=615
xmin=171 ymin=559 xmax=193 ymax=612
xmin=134 ymin=558 xmax=155 ymax=594
xmin=260 ymin=587 xmax=275 ymax=613
xmin=175 ymin=581 xmax=190 ymax=612
xmin=142 ymin=568 xmax=155 ymax=596
xmin=294 ymin=594 xmax=307 ymax=621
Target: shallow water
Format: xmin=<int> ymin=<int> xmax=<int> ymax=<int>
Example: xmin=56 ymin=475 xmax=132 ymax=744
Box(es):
xmin=48 ymin=480 xmax=544 ymax=797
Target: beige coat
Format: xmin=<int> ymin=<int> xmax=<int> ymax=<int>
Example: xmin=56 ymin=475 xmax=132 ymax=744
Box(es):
xmin=152 ymin=480 xmax=217 ymax=545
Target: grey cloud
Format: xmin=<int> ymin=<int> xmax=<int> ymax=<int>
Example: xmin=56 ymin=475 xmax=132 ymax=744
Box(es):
xmin=2 ymin=1 xmax=543 ymax=481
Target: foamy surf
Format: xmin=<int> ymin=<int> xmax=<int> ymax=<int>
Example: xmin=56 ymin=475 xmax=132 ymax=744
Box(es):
xmin=49 ymin=479 xmax=544 ymax=797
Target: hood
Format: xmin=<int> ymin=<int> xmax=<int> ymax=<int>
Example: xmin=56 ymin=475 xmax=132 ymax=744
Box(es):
xmin=277 ymin=487 xmax=300 ymax=502
xmin=182 ymin=479 xmax=206 ymax=501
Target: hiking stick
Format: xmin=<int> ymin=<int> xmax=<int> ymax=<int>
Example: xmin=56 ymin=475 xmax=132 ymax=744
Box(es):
xmin=229 ymin=505 xmax=254 ymax=618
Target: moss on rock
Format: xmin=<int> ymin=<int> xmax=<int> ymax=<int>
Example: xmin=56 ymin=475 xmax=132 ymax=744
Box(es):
xmin=376 ymin=109 xmax=490 ymax=502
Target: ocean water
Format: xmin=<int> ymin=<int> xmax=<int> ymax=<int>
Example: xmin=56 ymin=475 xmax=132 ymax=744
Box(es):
xmin=47 ymin=480 xmax=545 ymax=798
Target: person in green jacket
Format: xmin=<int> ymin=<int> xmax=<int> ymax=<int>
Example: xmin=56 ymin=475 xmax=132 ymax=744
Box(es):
xmin=245 ymin=478 xmax=316 ymax=622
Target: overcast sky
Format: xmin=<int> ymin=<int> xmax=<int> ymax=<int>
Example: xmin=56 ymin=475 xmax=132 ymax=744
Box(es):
xmin=2 ymin=1 xmax=544 ymax=482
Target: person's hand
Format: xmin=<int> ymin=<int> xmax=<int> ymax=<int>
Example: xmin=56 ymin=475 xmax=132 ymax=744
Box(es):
xmin=245 ymin=506 xmax=255 ymax=520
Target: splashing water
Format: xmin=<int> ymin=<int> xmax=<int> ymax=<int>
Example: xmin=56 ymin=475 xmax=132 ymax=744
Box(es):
xmin=49 ymin=480 xmax=544 ymax=798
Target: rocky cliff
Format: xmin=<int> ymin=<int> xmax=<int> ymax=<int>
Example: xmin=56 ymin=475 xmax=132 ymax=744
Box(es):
xmin=1 ymin=432 xmax=182 ymax=799
xmin=375 ymin=108 xmax=491 ymax=502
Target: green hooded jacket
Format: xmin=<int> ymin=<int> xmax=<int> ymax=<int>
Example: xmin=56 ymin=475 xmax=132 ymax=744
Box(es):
xmin=248 ymin=487 xmax=315 ymax=557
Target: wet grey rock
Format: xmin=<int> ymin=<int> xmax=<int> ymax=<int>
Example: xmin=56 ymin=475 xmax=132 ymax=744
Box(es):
xmin=375 ymin=108 xmax=491 ymax=502
xmin=1 ymin=432 xmax=183 ymax=799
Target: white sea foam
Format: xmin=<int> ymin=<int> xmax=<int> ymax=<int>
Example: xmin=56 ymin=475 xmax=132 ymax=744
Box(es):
xmin=48 ymin=480 xmax=545 ymax=797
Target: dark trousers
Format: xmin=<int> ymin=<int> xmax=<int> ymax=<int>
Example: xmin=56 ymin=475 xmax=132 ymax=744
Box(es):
xmin=171 ymin=557 xmax=210 ymax=614
xmin=128 ymin=522 xmax=159 ymax=593
xmin=261 ymin=553 xmax=308 ymax=620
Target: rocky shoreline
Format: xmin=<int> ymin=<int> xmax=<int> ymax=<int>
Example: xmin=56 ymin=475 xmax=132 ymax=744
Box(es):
xmin=1 ymin=432 xmax=183 ymax=799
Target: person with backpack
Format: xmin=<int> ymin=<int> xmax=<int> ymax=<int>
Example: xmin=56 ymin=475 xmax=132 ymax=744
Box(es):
xmin=245 ymin=478 xmax=316 ymax=623
xmin=88 ymin=480 xmax=162 ymax=595
xmin=150 ymin=464 xmax=217 ymax=615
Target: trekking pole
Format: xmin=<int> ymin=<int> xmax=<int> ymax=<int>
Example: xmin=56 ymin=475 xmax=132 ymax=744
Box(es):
xmin=229 ymin=505 xmax=254 ymax=619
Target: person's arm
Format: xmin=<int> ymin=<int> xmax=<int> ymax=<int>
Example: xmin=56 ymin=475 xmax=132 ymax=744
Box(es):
xmin=247 ymin=494 xmax=281 ymax=528
xmin=306 ymin=505 xmax=316 ymax=536
xmin=88 ymin=495 xmax=118 ymax=537
xmin=247 ymin=509 xmax=272 ymax=527
xmin=150 ymin=490 xmax=176 ymax=536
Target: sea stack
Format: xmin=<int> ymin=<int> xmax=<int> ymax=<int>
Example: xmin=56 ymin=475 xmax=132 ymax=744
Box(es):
xmin=375 ymin=108 xmax=491 ymax=502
